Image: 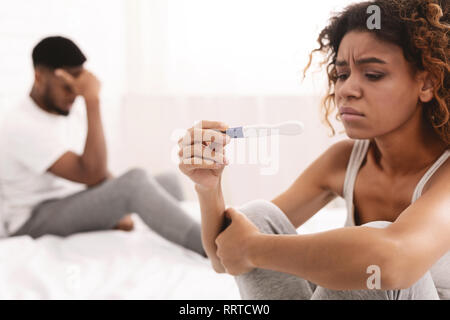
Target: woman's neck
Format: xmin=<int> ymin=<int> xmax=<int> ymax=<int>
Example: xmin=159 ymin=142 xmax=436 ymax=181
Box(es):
xmin=371 ymin=107 xmax=447 ymax=177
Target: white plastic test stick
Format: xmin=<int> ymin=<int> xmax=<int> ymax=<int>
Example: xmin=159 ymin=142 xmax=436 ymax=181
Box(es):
xmin=224 ymin=120 xmax=304 ymax=138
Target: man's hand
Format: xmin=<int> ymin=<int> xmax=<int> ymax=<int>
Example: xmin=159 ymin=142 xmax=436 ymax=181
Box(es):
xmin=55 ymin=68 xmax=101 ymax=101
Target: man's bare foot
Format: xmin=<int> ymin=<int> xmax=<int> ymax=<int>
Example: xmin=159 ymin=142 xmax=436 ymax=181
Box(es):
xmin=114 ymin=214 xmax=135 ymax=231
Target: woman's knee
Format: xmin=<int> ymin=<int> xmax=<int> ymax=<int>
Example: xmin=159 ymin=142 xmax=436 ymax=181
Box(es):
xmin=393 ymin=271 xmax=439 ymax=299
xmin=312 ymin=270 xmax=438 ymax=300
xmin=237 ymin=199 xmax=297 ymax=235
xmin=361 ymin=220 xmax=392 ymax=229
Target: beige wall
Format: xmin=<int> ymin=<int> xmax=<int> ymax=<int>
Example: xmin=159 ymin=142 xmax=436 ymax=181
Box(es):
xmin=112 ymin=94 xmax=347 ymax=207
xmin=1 ymin=0 xmax=353 ymax=209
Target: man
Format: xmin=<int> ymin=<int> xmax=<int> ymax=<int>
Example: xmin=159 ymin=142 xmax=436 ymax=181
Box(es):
xmin=0 ymin=36 xmax=205 ymax=257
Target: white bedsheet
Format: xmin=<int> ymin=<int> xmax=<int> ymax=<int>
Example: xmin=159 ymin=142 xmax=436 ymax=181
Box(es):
xmin=0 ymin=201 xmax=346 ymax=299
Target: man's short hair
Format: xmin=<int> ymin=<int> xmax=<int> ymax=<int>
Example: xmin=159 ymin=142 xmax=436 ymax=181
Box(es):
xmin=32 ymin=36 xmax=87 ymax=69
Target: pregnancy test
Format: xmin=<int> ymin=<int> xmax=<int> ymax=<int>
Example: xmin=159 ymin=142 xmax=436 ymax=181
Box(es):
xmin=222 ymin=121 xmax=304 ymax=138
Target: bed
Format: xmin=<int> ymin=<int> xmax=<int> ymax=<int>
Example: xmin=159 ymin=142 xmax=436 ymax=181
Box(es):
xmin=0 ymin=201 xmax=346 ymax=299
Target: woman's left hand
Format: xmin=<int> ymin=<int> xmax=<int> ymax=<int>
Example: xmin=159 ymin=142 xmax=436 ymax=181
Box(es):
xmin=215 ymin=207 xmax=261 ymax=275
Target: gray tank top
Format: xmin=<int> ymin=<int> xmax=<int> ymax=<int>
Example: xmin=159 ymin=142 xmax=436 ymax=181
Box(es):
xmin=343 ymin=139 xmax=450 ymax=300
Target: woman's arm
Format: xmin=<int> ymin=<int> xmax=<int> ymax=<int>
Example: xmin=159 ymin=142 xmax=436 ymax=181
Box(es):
xmin=225 ymin=161 xmax=450 ymax=290
xmin=196 ymin=183 xmax=227 ymax=273
xmin=178 ymin=120 xmax=230 ymax=273
xmin=272 ymin=140 xmax=354 ymax=228
xmin=248 ymin=224 xmax=397 ymax=290
xmin=179 ymin=122 xmax=354 ymax=273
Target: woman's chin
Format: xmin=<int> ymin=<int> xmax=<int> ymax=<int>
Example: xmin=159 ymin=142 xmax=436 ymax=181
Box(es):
xmin=344 ymin=128 xmax=373 ymax=140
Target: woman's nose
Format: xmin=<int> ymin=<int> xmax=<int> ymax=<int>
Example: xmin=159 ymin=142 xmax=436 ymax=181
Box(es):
xmin=336 ymin=73 xmax=362 ymax=101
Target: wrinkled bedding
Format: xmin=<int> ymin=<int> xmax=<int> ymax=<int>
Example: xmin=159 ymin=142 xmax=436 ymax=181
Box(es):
xmin=0 ymin=201 xmax=346 ymax=299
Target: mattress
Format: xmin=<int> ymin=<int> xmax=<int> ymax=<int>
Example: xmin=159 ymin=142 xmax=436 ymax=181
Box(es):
xmin=0 ymin=201 xmax=346 ymax=299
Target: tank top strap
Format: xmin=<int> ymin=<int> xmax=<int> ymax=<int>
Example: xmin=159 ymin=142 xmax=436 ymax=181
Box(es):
xmin=343 ymin=139 xmax=371 ymax=201
xmin=411 ymin=149 xmax=450 ymax=203
xmin=343 ymin=139 xmax=370 ymax=227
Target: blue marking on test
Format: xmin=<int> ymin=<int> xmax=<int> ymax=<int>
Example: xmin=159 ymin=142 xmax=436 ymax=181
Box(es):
xmin=225 ymin=127 xmax=244 ymax=138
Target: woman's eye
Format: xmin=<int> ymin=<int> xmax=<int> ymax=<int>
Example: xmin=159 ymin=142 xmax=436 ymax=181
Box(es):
xmin=337 ymin=74 xmax=349 ymax=81
xmin=366 ymin=73 xmax=384 ymax=81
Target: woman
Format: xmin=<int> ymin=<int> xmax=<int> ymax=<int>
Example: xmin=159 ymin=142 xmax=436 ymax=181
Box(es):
xmin=178 ymin=0 xmax=449 ymax=299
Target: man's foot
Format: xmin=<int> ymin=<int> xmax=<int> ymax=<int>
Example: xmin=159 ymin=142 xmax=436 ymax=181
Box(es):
xmin=114 ymin=214 xmax=135 ymax=231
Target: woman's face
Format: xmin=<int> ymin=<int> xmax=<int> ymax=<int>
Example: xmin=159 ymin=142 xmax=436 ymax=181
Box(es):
xmin=334 ymin=31 xmax=429 ymax=140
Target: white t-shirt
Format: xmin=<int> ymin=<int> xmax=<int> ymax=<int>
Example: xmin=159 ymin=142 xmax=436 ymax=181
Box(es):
xmin=0 ymin=96 xmax=87 ymax=237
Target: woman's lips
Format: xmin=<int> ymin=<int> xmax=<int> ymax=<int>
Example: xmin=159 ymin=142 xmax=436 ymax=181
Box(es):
xmin=339 ymin=107 xmax=364 ymax=116
xmin=339 ymin=107 xmax=365 ymax=122
xmin=341 ymin=113 xmax=364 ymax=121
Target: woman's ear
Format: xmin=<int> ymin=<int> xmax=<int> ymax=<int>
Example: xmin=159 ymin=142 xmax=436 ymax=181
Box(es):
xmin=417 ymin=71 xmax=435 ymax=103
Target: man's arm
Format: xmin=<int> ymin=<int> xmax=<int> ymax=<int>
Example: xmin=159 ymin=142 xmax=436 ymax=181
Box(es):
xmin=48 ymin=70 xmax=108 ymax=186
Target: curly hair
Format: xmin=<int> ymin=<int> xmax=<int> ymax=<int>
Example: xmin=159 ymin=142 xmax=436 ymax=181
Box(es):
xmin=304 ymin=0 xmax=449 ymax=145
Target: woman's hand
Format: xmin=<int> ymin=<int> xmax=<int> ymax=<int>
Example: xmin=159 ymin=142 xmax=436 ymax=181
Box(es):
xmin=215 ymin=207 xmax=262 ymax=276
xmin=178 ymin=120 xmax=231 ymax=191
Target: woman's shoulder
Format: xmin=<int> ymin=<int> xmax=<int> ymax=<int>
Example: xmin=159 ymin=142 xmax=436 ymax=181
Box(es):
xmin=322 ymin=139 xmax=357 ymax=168
xmin=421 ymin=151 xmax=450 ymax=195
xmin=317 ymin=139 xmax=357 ymax=197
xmin=325 ymin=139 xmax=356 ymax=157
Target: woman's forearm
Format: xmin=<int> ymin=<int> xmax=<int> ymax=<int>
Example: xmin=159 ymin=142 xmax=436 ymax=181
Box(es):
xmin=195 ymin=181 xmax=227 ymax=272
xmin=249 ymin=226 xmax=401 ymax=290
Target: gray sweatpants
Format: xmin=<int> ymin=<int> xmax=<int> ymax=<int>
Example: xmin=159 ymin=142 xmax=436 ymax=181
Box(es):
xmin=234 ymin=200 xmax=440 ymax=300
xmin=11 ymin=168 xmax=206 ymax=257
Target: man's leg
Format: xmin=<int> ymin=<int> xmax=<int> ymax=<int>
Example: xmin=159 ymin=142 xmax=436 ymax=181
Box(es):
xmin=12 ymin=168 xmax=205 ymax=256
xmin=113 ymin=171 xmax=185 ymax=231
xmin=154 ymin=172 xmax=185 ymax=202
xmin=97 ymin=172 xmax=134 ymax=231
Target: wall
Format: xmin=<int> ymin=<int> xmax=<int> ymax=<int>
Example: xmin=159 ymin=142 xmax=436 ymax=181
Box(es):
xmin=1 ymin=0 xmax=353 ymax=207
xmin=0 ymin=0 xmax=127 ymax=162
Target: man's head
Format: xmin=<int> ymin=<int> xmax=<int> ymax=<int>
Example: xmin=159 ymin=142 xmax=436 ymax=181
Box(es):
xmin=32 ymin=36 xmax=86 ymax=116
